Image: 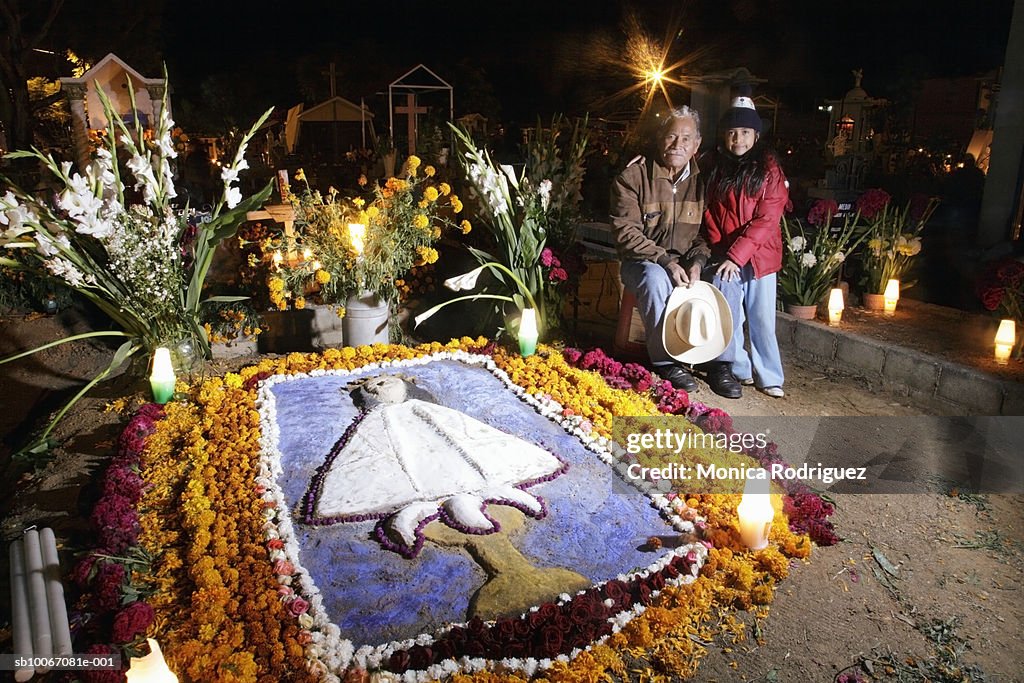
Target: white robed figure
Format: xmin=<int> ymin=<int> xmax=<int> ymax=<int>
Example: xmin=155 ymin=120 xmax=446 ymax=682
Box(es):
xmin=307 ymin=375 xmax=567 ymax=555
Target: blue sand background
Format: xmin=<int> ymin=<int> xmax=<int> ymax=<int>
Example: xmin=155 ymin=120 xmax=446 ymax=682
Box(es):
xmin=270 ymin=359 xmax=675 ymax=646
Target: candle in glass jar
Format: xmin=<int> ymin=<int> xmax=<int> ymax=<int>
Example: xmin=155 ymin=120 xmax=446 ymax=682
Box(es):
xmin=126 ymin=638 xmax=179 ymax=683
xmin=994 ymin=319 xmax=1015 ymax=365
xmin=736 ymin=471 xmax=774 ymax=550
xmin=518 ymin=308 xmax=539 ymax=357
xmin=150 ymin=347 xmax=176 ymax=405
xmin=883 ymin=279 xmax=900 ymax=315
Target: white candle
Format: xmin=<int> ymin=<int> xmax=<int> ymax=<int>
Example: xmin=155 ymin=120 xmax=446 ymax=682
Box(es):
xmin=348 ymin=223 xmax=366 ymax=256
xmin=40 ymin=528 xmax=73 ymax=656
xmin=736 ymin=471 xmax=774 ymax=550
xmin=22 ymin=529 xmax=53 ymax=672
xmin=10 ymin=538 xmax=35 ymax=682
xmin=518 ymin=308 xmax=539 ymax=357
xmin=150 ymin=347 xmax=176 ymax=405
xmin=827 ymin=287 xmax=844 ymax=325
xmin=126 ymin=638 xmax=179 ymax=682
xmin=883 ymin=279 xmax=900 ymax=315
xmin=994 ymin=319 xmax=1015 ymax=365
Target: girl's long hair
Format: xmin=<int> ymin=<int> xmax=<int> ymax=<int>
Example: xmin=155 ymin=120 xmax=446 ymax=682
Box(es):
xmin=705 ymin=142 xmax=780 ymax=202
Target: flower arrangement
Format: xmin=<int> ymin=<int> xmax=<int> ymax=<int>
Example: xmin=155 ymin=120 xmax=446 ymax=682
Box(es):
xmin=976 ymin=256 xmax=1024 ymax=360
xmin=74 ymin=340 xmax=830 ymax=682
xmin=416 ymin=122 xmax=587 ymax=340
xmin=280 ymin=159 xmax=466 ymax=310
xmin=778 ymin=200 xmax=867 ymax=307
xmin=856 ymin=189 xmax=939 ymax=295
xmin=0 ymin=79 xmax=272 ymax=452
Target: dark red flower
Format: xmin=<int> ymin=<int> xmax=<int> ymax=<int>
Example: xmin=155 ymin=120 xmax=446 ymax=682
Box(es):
xmin=807 ymin=199 xmax=839 ymax=227
xmin=388 ymin=649 xmax=410 ymax=673
xmin=980 ymin=286 xmax=1005 ymax=311
xmin=855 ymin=188 xmax=891 ymax=220
xmin=406 ymin=645 xmax=433 ymax=671
xmin=111 ymin=601 xmax=155 ymax=643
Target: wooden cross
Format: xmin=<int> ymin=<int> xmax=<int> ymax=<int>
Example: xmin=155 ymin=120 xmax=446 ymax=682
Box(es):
xmin=394 ymin=93 xmax=427 ymax=156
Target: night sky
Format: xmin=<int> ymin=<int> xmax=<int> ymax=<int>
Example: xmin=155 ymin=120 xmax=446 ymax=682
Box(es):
xmin=156 ymin=0 xmax=1014 ymax=124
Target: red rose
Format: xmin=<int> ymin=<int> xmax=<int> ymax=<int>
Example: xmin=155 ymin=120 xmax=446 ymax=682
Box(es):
xmin=807 ymin=199 xmax=839 ymax=226
xmin=635 ymin=582 xmax=653 ymax=606
xmin=855 ymin=188 xmax=892 ymax=220
xmin=539 ymin=625 xmax=564 ymax=658
xmin=388 ymin=649 xmax=410 ymax=673
xmin=981 ymin=287 xmax=1005 ymax=311
xmin=111 ymin=601 xmax=155 ymax=643
xmin=407 ymin=644 xmax=433 ymax=671
xmin=603 ymin=580 xmax=629 ymax=608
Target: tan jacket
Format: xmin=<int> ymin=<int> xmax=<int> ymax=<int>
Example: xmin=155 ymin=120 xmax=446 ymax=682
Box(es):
xmin=610 ymin=156 xmax=709 ymax=267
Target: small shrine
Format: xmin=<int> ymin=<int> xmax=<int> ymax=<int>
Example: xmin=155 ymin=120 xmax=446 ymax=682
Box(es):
xmin=59 ymin=53 xmax=169 ymax=171
xmin=810 ymin=69 xmax=888 ymax=203
xmin=388 ymin=64 xmax=454 ymax=157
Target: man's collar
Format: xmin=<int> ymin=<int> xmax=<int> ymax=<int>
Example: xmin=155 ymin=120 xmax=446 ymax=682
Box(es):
xmin=653 ymin=158 xmax=699 ymax=184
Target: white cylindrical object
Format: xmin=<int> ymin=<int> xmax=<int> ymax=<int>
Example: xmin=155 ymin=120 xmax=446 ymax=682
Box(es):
xmin=10 ymin=538 xmax=36 ymax=682
xmin=22 ymin=529 xmax=53 ymax=672
xmin=126 ymin=638 xmax=179 ymax=682
xmin=39 ymin=528 xmax=73 ymax=656
xmin=343 ymin=291 xmax=389 ymax=346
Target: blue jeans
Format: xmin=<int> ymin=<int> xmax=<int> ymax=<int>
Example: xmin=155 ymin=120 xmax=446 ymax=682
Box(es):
xmin=712 ymin=264 xmax=785 ymax=388
xmin=619 ymin=260 xmax=676 ymax=366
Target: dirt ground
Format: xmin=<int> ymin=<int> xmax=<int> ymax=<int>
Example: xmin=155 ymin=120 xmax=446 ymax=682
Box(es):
xmin=1 ymin=309 xmax=1022 ymax=682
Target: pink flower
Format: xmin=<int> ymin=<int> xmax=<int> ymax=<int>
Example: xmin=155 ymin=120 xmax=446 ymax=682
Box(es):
xmin=540 ymin=248 xmax=555 ymax=267
xmin=288 ymin=596 xmax=310 ymax=616
xmin=277 ymin=584 xmax=294 ymax=597
xmin=806 ymin=199 xmax=839 ymax=226
xmin=273 ymin=559 xmax=294 ymax=575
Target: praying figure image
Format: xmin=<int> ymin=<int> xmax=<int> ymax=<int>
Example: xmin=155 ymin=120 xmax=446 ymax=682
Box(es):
xmin=303 ymin=374 xmax=569 ymax=559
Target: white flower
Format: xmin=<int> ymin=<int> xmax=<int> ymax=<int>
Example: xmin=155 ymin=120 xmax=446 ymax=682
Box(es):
xmin=58 ymin=174 xmax=102 ymax=218
xmin=444 ymin=265 xmax=486 ymax=291
xmin=538 ymin=179 xmax=552 ymax=211
xmin=831 ymin=251 xmax=846 ymax=264
xmin=789 ymin=236 xmax=806 ymax=252
xmin=221 ymin=166 xmax=241 ymax=185
xmin=225 ymin=186 xmax=242 ymax=209
xmin=500 ymin=163 xmax=520 ymax=189
xmin=45 ymin=257 xmax=86 ymax=287
xmin=800 ymin=252 xmax=818 ymax=268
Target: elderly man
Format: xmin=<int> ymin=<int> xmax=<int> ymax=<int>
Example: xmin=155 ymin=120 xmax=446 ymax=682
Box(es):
xmin=610 ymin=106 xmax=719 ymax=394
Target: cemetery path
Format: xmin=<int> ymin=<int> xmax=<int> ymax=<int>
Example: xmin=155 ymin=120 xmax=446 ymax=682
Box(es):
xmin=0 ymin=310 xmax=1021 ymax=681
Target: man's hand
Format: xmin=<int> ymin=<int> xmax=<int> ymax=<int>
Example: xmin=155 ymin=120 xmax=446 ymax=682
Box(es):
xmin=665 ymin=261 xmax=702 ymax=287
xmin=716 ymin=259 xmax=741 ymax=282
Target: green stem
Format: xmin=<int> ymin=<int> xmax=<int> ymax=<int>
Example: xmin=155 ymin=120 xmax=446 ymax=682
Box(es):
xmin=0 ymin=331 xmax=132 ymax=366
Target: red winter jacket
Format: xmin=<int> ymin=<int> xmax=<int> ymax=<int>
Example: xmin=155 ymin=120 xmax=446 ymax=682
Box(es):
xmin=702 ymin=154 xmax=789 ymax=278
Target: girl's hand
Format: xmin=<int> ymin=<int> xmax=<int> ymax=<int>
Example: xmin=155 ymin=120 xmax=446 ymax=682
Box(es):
xmin=716 ymin=259 xmax=741 ymax=282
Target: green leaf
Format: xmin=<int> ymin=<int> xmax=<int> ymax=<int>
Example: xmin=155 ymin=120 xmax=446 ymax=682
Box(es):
xmin=202 ymin=295 xmax=251 ymax=304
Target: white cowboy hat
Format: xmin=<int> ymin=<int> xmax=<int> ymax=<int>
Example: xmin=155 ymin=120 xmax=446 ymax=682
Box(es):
xmin=661 ymin=282 xmax=733 ymax=364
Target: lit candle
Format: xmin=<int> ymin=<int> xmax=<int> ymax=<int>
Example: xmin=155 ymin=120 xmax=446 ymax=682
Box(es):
xmin=736 ymin=470 xmax=774 ymax=550
xmin=827 ymin=287 xmax=844 ymax=326
xmin=39 ymin=528 xmax=73 ymax=656
xmin=994 ymin=319 xmax=1016 ymax=365
xmin=22 ymin=529 xmax=53 ymax=673
xmin=10 ymin=538 xmax=35 ymax=682
xmin=150 ymin=347 xmax=176 ymax=405
xmin=883 ymin=279 xmax=900 ymax=315
xmin=126 ymin=638 xmax=179 ymax=683
xmin=272 ymin=250 xmax=284 ymax=268
xmin=348 ymin=223 xmax=366 ymax=256
xmin=302 ymin=247 xmax=313 ymax=261
xmin=518 ymin=307 xmax=539 ymax=357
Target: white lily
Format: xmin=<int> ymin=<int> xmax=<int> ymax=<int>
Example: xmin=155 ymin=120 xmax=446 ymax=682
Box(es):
xmin=443 ymin=265 xmax=487 ymax=291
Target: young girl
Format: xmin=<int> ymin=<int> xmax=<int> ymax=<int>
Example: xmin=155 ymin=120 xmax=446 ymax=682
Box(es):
xmin=702 ymin=88 xmax=788 ymax=398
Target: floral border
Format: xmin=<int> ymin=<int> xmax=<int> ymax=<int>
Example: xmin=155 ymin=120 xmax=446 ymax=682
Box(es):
xmin=73 ymin=339 xmax=827 ymax=682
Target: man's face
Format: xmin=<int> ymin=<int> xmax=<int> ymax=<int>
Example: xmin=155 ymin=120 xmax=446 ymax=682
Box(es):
xmin=658 ymin=116 xmax=701 ymax=176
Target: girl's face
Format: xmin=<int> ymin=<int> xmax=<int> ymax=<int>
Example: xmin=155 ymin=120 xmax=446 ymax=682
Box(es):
xmin=723 ymin=127 xmax=758 ymax=156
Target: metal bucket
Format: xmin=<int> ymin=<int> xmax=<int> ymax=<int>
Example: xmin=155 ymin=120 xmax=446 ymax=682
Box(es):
xmin=343 ymin=291 xmax=390 ymax=346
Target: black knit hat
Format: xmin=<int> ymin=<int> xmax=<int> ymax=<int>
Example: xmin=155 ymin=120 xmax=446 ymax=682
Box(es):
xmin=719 ymin=85 xmax=763 ymax=133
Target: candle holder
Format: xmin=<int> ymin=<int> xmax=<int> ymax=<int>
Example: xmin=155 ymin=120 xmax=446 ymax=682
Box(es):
xmin=883 ymin=279 xmax=900 ymax=316
xmin=126 ymin=638 xmax=178 ymax=682
xmin=827 ymin=288 xmax=844 ymax=326
xmin=736 ymin=470 xmax=773 ymax=550
xmin=149 ymin=348 xmax=176 ymax=405
xmin=518 ymin=307 xmax=539 ymax=357
xmin=995 ymin=319 xmax=1016 ymax=365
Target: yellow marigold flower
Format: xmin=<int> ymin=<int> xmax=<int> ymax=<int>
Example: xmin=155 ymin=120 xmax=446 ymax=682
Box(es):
xmin=353 ymin=197 xmax=365 ymax=208
xmin=294 ymin=168 xmax=306 ymax=182
xmin=366 ymin=206 xmax=380 ymax=219
xmin=424 ymin=186 xmax=439 ymax=202
xmin=246 ymin=253 xmax=260 ymax=267
xmin=424 ymin=165 xmax=436 ymax=177
xmin=294 ymin=296 xmax=306 ymax=309
xmin=316 ymin=269 xmax=331 ymax=284
xmin=432 ymin=227 xmax=441 ymax=239
xmin=418 ymin=199 xmax=429 ymax=209
xmin=336 ymin=306 xmax=346 ymax=319
xmin=406 ymin=155 xmax=421 ymax=175
xmin=451 ymin=196 xmax=463 ymax=213
xmin=224 ymin=373 xmax=244 ymax=389
xmin=358 ymin=174 xmax=368 ymax=187
xmin=460 ymin=219 xmax=472 ymax=234
xmin=438 ymin=182 xmax=451 ymax=196
xmin=413 ymin=214 xmax=430 ymax=230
